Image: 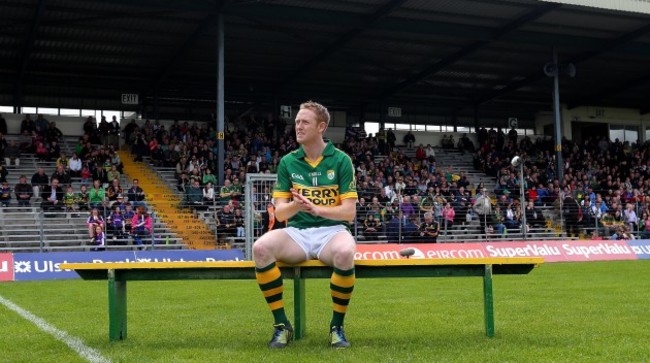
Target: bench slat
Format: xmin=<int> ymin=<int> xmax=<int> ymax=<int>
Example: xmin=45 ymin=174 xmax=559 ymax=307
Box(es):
xmin=60 ymin=257 xmax=543 ymax=271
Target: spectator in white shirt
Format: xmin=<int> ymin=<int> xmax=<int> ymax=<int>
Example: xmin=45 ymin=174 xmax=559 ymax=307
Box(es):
xmin=624 ymin=203 xmax=638 ymax=231
xmin=425 ymin=144 xmax=436 ymax=162
xmin=69 ymin=153 xmax=83 ymax=177
xmin=203 ymin=182 xmax=215 ymax=204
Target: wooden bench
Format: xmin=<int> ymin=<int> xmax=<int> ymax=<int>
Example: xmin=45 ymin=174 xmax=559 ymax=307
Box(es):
xmin=61 ymin=257 xmax=543 ymax=342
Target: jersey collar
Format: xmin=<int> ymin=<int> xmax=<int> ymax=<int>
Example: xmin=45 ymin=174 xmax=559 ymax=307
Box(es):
xmin=293 ymin=139 xmax=335 ymax=159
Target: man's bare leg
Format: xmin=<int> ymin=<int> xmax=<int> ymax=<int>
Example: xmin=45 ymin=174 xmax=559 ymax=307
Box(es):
xmin=319 ymin=232 xmax=356 ymax=348
xmin=253 ymin=229 xmax=306 ymax=348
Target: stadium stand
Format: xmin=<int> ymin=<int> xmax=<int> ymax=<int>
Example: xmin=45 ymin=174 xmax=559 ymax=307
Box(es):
xmin=118 ymin=150 xmax=217 ymax=249
xmin=2 ymin=110 xmax=646 ymax=254
xmin=0 ymin=131 xmax=185 ymax=252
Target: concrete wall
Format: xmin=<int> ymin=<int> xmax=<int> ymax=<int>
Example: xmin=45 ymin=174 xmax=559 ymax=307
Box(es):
xmin=3 ymin=113 xmax=87 ymax=136
xmin=0 ymin=113 xmax=529 ymax=147
xmin=535 ymin=105 xmax=650 ymax=141
xmin=5 ymin=103 xmax=648 ymax=145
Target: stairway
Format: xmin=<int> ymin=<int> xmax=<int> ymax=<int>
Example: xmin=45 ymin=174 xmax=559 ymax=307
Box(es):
xmin=434 ymin=148 xmax=497 ymax=191
xmin=118 ymin=151 xmax=217 ymax=249
xmin=398 ymin=146 xmax=497 ymax=192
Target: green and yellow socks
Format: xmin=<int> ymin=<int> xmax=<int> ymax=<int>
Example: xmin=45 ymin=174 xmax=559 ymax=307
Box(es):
xmin=255 ymin=262 xmax=289 ymax=325
xmin=330 ymin=267 xmax=355 ymax=327
xmin=256 ymin=262 xmax=356 ymax=328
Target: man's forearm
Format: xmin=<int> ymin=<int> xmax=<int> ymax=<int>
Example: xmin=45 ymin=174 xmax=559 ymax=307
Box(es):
xmin=315 ymin=204 xmax=356 ymax=222
xmin=275 ymin=200 xmax=301 ymax=222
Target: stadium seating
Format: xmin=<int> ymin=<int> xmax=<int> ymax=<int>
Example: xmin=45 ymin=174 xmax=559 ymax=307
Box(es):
xmin=353 ymin=146 xmax=570 ymax=243
xmin=0 ymin=136 xmax=185 ymax=252
xmin=3 ymin=115 xmax=639 ymax=253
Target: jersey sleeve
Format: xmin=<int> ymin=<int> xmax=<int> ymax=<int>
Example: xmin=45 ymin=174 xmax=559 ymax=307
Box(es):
xmin=272 ymin=157 xmax=292 ymax=200
xmin=338 ymin=153 xmax=358 ymax=201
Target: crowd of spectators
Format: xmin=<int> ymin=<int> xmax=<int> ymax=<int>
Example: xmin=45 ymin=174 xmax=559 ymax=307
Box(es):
xmin=0 ymin=114 xmax=155 ymax=248
xmin=339 ymin=127 xmax=477 ymax=242
xmin=121 ymin=117 xmax=603 ymax=242
xmin=4 ymin=109 xmax=649 ymax=244
xmin=120 ymin=117 xmax=492 ymax=242
xmin=317 ymin=124 xmax=648 ymax=241
xmin=121 ymin=114 xmax=291 ymax=240
xmin=474 ymin=126 xmax=647 ymax=239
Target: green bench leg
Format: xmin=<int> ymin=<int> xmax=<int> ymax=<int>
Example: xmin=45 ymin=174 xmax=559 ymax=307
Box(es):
xmin=293 ymin=267 xmax=306 ymax=340
xmin=483 ymin=264 xmax=495 ymax=337
xmin=108 ymin=269 xmax=127 ymax=341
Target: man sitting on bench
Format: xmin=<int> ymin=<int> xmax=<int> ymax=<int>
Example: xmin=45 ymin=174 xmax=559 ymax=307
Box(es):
xmin=252 ymin=101 xmax=358 ymax=349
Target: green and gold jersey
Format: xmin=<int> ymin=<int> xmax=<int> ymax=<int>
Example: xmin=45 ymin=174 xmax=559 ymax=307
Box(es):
xmin=273 ymin=141 xmax=358 ymax=229
xmin=219 ymin=185 xmax=233 ymax=202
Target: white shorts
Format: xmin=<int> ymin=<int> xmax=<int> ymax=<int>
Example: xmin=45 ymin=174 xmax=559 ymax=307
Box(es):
xmin=284 ymin=225 xmax=351 ymax=260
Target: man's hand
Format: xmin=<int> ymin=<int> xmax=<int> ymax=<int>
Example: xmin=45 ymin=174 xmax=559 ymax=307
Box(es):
xmin=291 ymin=188 xmax=320 ymax=216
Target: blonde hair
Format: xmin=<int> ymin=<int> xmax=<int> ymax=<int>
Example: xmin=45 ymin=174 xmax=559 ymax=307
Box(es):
xmin=300 ymin=100 xmax=330 ymax=126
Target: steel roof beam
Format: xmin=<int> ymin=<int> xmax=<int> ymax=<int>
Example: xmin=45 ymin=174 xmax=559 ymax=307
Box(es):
xmin=0 ymin=9 xmax=176 ymax=32
xmin=227 ymin=3 xmax=650 ymax=57
xmin=378 ymin=3 xmax=560 ymax=99
xmin=567 ymin=74 xmax=650 ymax=109
xmin=14 ymin=0 xmax=47 ymax=101
xmin=476 ymin=22 xmax=650 ymax=106
xmin=272 ymin=0 xmax=408 ymax=92
xmin=148 ymin=13 xmax=218 ymax=91
xmin=90 ymin=0 xmax=214 ymax=13
xmin=232 ymin=0 xmax=407 ymax=118
xmin=148 ymin=0 xmax=232 ymax=93
xmin=231 ymin=15 xmax=492 ymax=94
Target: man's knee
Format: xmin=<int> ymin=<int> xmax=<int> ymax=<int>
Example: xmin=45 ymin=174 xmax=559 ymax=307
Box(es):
xmin=331 ymin=242 xmax=355 ymax=267
xmin=253 ymin=240 xmax=272 ymax=262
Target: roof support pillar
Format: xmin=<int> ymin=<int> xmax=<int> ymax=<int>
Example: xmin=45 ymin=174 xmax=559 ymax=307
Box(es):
xmin=551 ymin=48 xmax=564 ymax=182
xmin=272 ymin=97 xmax=279 ymax=144
xmin=451 ymin=108 xmax=458 ymax=133
xmin=153 ymin=91 xmax=159 ymax=121
xmin=216 ymin=11 xmax=225 ymax=188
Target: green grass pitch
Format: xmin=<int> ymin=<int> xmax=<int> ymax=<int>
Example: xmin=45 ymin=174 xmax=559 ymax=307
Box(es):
xmin=1 ymin=261 xmax=649 ymax=362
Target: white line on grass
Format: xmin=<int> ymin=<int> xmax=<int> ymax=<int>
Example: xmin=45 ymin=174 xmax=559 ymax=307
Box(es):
xmin=0 ymin=294 xmax=111 ymax=363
